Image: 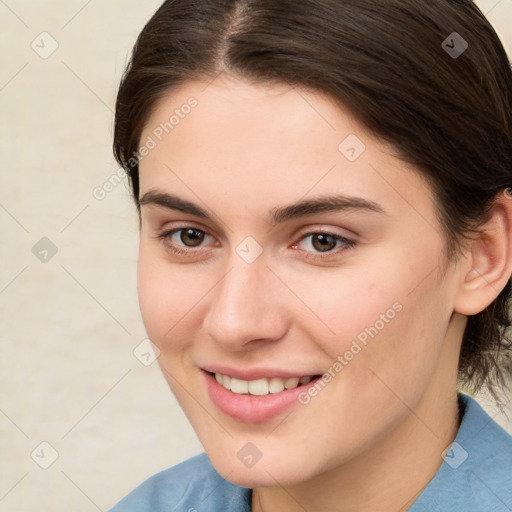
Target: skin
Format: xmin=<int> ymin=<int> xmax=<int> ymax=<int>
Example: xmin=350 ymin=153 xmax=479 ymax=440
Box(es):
xmin=136 ymin=75 xmax=512 ymax=512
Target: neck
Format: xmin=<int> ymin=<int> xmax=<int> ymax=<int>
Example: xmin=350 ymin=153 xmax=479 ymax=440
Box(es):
xmin=252 ymin=314 xmax=466 ymax=512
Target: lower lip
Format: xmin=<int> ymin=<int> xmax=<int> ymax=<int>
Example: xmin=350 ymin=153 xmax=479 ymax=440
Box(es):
xmin=204 ymin=371 xmax=321 ymax=423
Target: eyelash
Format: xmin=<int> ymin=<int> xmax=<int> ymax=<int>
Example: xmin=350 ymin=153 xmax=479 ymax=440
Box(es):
xmin=155 ymin=226 xmax=356 ymax=260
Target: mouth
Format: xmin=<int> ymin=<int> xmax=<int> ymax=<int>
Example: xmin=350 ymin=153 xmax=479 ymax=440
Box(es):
xmin=211 ymin=372 xmax=320 ymax=396
xmin=203 ymin=370 xmax=323 ymax=423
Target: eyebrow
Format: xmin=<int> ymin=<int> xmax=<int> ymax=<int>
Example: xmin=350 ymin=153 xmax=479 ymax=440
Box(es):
xmin=139 ymin=189 xmax=386 ymax=224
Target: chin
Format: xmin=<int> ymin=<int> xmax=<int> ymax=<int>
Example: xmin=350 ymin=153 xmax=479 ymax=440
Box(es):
xmin=205 ymin=444 xmax=324 ymax=489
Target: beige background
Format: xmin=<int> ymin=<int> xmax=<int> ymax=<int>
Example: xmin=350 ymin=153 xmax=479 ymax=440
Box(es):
xmin=1 ymin=1 xmax=511 ymax=510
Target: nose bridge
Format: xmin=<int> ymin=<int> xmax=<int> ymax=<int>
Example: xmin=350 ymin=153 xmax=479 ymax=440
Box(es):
xmin=203 ymin=252 xmax=287 ymax=349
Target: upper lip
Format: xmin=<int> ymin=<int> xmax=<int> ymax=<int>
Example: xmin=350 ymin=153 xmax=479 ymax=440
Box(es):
xmin=202 ymin=365 xmax=320 ymax=381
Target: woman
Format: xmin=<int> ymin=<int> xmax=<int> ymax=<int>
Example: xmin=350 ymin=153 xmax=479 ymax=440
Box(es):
xmin=110 ymin=1 xmax=512 ymax=510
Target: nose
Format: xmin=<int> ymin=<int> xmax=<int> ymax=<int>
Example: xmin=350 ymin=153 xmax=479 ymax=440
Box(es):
xmin=202 ymin=255 xmax=289 ymax=351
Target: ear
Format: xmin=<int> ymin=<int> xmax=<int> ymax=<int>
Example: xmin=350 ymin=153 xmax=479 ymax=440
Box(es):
xmin=454 ymin=192 xmax=512 ymax=316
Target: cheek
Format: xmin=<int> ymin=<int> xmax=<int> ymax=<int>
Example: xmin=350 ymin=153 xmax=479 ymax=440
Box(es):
xmin=293 ymin=243 xmax=451 ymax=381
xmin=137 ymin=246 xmax=207 ymax=352
xmin=282 ymin=260 xmax=407 ymax=350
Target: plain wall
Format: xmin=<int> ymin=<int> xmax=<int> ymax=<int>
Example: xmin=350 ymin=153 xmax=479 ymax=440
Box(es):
xmin=1 ymin=1 xmax=511 ymax=510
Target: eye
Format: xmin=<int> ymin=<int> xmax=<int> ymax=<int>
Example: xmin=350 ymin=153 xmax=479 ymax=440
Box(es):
xmin=155 ymin=226 xmax=355 ymax=259
xmin=174 ymin=228 xmax=207 ymax=247
xmin=157 ymin=226 xmax=216 ymax=254
xmin=295 ymin=231 xmax=355 ymax=257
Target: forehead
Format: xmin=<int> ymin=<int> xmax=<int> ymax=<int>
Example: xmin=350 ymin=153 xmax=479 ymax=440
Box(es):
xmin=138 ymin=76 xmax=436 ymax=227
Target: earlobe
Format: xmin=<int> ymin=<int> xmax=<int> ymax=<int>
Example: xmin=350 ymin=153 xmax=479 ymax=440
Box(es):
xmin=454 ymin=194 xmax=512 ymax=316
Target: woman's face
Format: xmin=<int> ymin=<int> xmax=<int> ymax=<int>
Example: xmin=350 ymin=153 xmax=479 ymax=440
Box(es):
xmin=137 ymin=76 xmax=465 ymax=487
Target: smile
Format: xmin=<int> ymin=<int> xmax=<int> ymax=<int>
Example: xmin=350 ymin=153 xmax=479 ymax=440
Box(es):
xmin=214 ymin=372 xmax=315 ymax=396
xmin=205 ymin=370 xmax=323 ymax=423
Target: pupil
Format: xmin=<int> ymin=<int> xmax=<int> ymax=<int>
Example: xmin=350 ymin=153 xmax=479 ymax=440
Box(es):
xmin=312 ymin=233 xmax=336 ymax=252
xmin=180 ymin=229 xmax=204 ymax=247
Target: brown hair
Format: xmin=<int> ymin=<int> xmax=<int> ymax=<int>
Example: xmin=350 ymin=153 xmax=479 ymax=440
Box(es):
xmin=113 ymin=0 xmax=512 ymax=401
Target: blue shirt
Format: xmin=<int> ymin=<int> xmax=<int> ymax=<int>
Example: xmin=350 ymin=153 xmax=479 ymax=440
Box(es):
xmin=109 ymin=394 xmax=512 ymax=511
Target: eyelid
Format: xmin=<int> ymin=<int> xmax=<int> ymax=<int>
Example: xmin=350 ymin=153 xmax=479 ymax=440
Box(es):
xmin=292 ymin=225 xmax=356 ymax=245
xmin=297 ymin=223 xmax=352 ymax=236
xmin=157 ymin=220 xmax=217 ymax=239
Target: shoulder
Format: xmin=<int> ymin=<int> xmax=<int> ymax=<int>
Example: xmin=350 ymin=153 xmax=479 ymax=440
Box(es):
xmin=108 ymin=453 xmax=251 ymax=512
xmin=411 ymin=394 xmax=512 ymax=512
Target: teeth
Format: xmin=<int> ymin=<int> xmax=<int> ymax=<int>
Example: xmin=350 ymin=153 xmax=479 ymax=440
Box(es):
xmin=222 ymin=375 xmax=231 ymax=389
xmin=268 ymin=377 xmax=285 ymax=394
xmin=284 ymin=377 xmax=299 ymax=389
xmin=248 ymin=378 xmax=268 ymax=396
xmin=230 ymin=377 xmax=248 ymax=394
xmin=214 ymin=373 xmax=315 ymax=396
